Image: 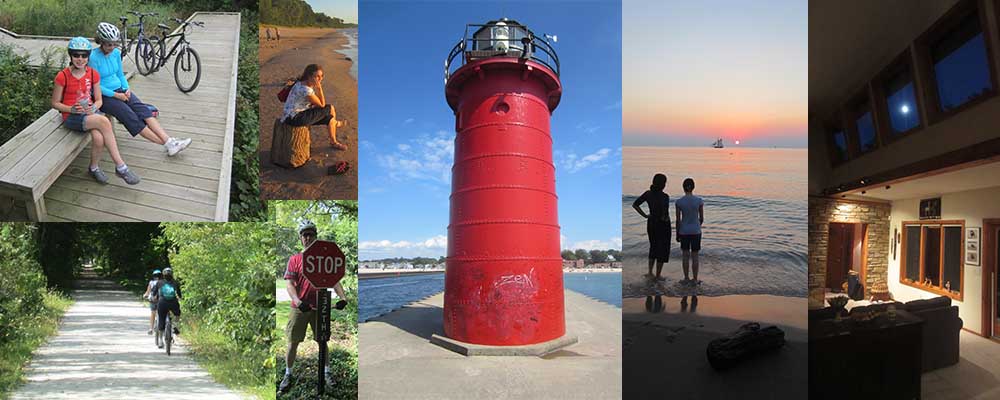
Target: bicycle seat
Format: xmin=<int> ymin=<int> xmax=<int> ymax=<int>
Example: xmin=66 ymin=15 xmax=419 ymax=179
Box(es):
xmin=119 ymin=16 xmax=128 ymax=22
xmin=146 ymin=12 xmax=159 ymax=16
xmin=157 ymin=23 xmax=170 ymax=30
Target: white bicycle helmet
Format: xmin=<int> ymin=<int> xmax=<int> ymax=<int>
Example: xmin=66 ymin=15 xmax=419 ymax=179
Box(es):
xmin=298 ymin=220 xmax=317 ymax=234
xmin=96 ymin=22 xmax=120 ymax=43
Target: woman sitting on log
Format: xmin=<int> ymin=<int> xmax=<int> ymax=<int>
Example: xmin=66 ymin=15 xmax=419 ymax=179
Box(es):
xmin=281 ymin=64 xmax=348 ymax=150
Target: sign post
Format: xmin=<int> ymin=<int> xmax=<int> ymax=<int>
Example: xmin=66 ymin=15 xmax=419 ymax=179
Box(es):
xmin=301 ymin=240 xmax=346 ymax=397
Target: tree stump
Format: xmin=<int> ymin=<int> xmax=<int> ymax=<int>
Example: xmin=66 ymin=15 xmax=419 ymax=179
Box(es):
xmin=706 ymin=322 xmax=785 ymax=371
xmin=270 ymin=118 xmax=310 ymax=168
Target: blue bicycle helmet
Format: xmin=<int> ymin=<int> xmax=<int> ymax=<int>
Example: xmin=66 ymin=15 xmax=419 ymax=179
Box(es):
xmin=153 ymin=269 xmax=162 ymax=277
xmin=68 ymin=37 xmax=92 ymax=52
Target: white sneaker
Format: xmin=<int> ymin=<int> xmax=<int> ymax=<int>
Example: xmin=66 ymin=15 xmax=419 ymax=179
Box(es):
xmin=166 ymin=138 xmax=192 ymax=156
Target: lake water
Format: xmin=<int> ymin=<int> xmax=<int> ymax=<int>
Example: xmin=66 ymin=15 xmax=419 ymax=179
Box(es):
xmin=359 ymin=272 xmax=621 ymax=322
xmin=336 ymin=28 xmax=358 ymax=80
xmin=622 ymin=146 xmax=807 ymax=298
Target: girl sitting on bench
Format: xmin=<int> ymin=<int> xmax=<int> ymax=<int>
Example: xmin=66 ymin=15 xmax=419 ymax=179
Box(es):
xmin=51 ymin=37 xmax=139 ymax=185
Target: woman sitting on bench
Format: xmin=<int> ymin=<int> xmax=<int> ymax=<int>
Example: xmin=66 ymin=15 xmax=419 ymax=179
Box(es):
xmin=91 ymin=22 xmax=191 ymax=156
xmin=51 ymin=37 xmax=139 ymax=185
xmin=281 ymin=64 xmax=348 ymax=150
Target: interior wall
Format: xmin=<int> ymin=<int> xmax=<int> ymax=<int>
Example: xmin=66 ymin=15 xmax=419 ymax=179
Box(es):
xmin=888 ymin=185 xmax=1000 ymax=336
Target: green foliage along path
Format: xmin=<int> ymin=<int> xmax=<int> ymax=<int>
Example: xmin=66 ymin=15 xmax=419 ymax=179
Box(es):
xmin=260 ymin=0 xmax=356 ymax=28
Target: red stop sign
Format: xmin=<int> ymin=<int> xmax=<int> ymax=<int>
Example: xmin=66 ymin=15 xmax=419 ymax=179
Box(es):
xmin=302 ymin=240 xmax=346 ymax=289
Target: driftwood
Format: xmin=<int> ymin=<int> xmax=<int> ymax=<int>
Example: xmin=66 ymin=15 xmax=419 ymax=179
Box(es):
xmin=270 ymin=118 xmax=310 ymax=168
xmin=706 ymin=322 xmax=785 ymax=371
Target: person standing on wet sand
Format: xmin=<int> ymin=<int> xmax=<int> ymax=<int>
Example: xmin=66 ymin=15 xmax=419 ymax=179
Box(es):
xmin=675 ymin=177 xmax=704 ymax=285
xmin=632 ymin=173 xmax=671 ymax=281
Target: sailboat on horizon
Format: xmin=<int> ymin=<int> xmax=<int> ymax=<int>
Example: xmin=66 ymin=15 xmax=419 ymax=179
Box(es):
xmin=712 ymin=138 xmax=724 ymax=148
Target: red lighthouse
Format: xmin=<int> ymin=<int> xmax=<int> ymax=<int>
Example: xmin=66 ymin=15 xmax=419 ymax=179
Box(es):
xmin=442 ymin=19 xmax=565 ymax=346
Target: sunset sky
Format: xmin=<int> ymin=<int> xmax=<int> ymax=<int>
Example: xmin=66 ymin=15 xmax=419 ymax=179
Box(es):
xmin=622 ymin=0 xmax=807 ymax=148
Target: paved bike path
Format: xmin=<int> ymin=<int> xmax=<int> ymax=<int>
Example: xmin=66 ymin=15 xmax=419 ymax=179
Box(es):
xmin=11 ymin=279 xmax=245 ymax=400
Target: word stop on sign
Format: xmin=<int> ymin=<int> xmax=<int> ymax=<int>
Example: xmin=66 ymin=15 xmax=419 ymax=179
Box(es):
xmin=304 ymin=255 xmax=344 ymax=274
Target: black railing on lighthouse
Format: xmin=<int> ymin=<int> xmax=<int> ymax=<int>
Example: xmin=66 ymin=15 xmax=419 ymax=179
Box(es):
xmin=445 ymin=19 xmax=560 ymax=85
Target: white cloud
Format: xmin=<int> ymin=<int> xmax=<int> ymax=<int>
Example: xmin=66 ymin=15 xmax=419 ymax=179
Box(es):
xmin=564 ymin=237 xmax=622 ymax=251
xmin=403 ymin=118 xmax=415 ymax=125
xmin=576 ymin=122 xmax=600 ymax=134
xmin=603 ymin=100 xmax=621 ymax=111
xmin=360 ymin=235 xmax=448 ymax=259
xmin=556 ymin=147 xmax=613 ymax=173
xmin=376 ymin=130 xmax=455 ymax=185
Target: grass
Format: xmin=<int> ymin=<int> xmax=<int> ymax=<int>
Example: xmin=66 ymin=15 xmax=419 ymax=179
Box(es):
xmin=181 ymin=316 xmax=275 ymax=400
xmin=0 ymin=0 xmax=180 ymax=37
xmin=0 ymin=291 xmax=73 ymax=398
xmin=274 ymin=300 xmax=357 ymax=400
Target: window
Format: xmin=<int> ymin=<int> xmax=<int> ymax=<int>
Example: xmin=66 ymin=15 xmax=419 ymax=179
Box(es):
xmin=929 ymin=8 xmax=993 ymax=112
xmin=831 ymin=129 xmax=848 ymax=165
xmin=883 ymin=65 xmax=920 ymax=135
xmin=855 ymin=110 xmax=877 ymax=153
xmin=900 ymin=221 xmax=964 ymax=300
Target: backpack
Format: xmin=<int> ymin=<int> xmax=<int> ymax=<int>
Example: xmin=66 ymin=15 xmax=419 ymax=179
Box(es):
xmin=276 ymin=79 xmax=295 ymax=102
xmin=159 ymin=282 xmax=177 ymax=300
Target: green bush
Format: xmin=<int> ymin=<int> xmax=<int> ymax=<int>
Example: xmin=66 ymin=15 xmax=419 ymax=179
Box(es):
xmin=0 ymin=44 xmax=59 ymax=146
xmin=0 ymin=0 xmax=180 ymax=38
xmin=161 ymin=222 xmax=278 ymax=395
xmin=229 ymin=10 xmax=266 ymax=221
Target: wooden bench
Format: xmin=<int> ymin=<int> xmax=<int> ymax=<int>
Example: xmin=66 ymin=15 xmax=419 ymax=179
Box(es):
xmin=0 ymin=109 xmax=91 ymax=221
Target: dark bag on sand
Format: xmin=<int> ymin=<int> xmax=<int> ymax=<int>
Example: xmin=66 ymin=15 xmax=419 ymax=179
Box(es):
xmin=706 ymin=322 xmax=785 ymax=371
xmin=270 ymin=118 xmax=310 ymax=168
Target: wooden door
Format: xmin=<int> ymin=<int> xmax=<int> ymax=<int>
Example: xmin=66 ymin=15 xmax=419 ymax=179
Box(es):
xmin=827 ymin=223 xmax=854 ymax=291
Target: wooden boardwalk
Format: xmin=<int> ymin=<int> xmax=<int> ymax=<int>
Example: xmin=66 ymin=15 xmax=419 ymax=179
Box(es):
xmin=1 ymin=12 xmax=239 ymax=221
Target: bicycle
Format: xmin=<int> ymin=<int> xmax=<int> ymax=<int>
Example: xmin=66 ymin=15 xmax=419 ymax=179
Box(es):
xmin=117 ymin=11 xmax=158 ymax=76
xmin=163 ymin=312 xmax=173 ymax=356
xmin=147 ymin=17 xmax=204 ymax=93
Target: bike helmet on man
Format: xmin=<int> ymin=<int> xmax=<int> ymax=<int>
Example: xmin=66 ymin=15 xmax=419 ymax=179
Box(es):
xmin=163 ymin=268 xmax=173 ymax=278
xmin=298 ymin=220 xmax=317 ymax=235
xmin=96 ymin=22 xmax=121 ymax=43
xmin=68 ymin=37 xmax=92 ymax=53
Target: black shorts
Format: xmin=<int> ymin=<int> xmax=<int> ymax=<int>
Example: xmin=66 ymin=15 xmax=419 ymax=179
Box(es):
xmin=679 ymin=234 xmax=701 ymax=252
xmin=156 ymin=299 xmax=181 ymax=331
xmin=285 ymin=104 xmax=333 ymax=127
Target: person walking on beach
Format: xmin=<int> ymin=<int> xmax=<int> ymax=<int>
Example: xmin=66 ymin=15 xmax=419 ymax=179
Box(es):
xmin=632 ymin=173 xmax=671 ymax=281
xmin=265 ymin=27 xmax=272 ymax=41
xmin=279 ymin=220 xmax=349 ymax=393
xmin=281 ymin=64 xmax=349 ymax=150
xmin=675 ymin=177 xmax=704 ymax=285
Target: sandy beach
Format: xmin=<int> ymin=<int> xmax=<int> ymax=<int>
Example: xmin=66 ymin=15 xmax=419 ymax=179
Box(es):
xmin=258 ymin=26 xmax=358 ymax=200
xmin=623 ymin=294 xmax=807 ymax=399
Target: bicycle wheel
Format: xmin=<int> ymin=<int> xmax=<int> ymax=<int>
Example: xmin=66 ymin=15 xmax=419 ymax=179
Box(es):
xmin=135 ymin=37 xmax=154 ymax=76
xmin=173 ymin=47 xmax=201 ymax=93
xmin=165 ymin=317 xmax=172 ymax=356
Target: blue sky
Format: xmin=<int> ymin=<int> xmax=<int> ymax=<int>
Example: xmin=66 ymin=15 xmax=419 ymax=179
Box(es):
xmin=358 ymin=0 xmax=622 ymax=260
xmin=309 ymin=0 xmax=358 ymax=24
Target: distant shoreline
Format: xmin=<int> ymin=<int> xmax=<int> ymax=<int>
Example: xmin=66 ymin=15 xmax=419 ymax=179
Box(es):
xmin=358 ymin=267 xmax=621 ymax=279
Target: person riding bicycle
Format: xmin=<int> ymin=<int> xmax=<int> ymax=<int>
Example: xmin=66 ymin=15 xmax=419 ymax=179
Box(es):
xmin=279 ymin=220 xmax=349 ymax=393
xmin=152 ymin=267 xmax=182 ymax=346
xmin=91 ymin=22 xmax=192 ymax=156
xmin=141 ymin=268 xmax=163 ymax=335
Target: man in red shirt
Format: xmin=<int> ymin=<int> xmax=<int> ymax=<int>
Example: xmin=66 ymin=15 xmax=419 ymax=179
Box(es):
xmin=280 ymin=220 xmax=348 ymax=393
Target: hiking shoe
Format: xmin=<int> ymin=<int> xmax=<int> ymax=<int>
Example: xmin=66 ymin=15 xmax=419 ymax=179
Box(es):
xmin=173 ymin=327 xmax=180 ymax=335
xmin=278 ymin=374 xmax=293 ymax=393
xmin=89 ymin=168 xmax=109 ymax=184
xmin=166 ymin=138 xmax=192 ymax=156
xmin=116 ymin=167 xmax=140 ymax=185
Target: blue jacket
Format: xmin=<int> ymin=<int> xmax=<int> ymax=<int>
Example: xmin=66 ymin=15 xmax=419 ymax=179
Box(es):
xmin=89 ymin=47 xmax=130 ymax=97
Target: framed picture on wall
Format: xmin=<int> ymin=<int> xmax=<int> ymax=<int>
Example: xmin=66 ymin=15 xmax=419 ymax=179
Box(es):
xmin=966 ymin=227 xmax=981 ymax=266
xmin=919 ymin=198 xmax=941 ymax=220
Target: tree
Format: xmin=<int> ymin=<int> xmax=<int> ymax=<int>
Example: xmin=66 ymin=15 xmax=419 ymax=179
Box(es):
xmin=561 ymin=250 xmax=576 ymax=260
xmin=589 ymin=249 xmax=608 ymax=263
xmin=574 ymin=249 xmax=589 ymax=261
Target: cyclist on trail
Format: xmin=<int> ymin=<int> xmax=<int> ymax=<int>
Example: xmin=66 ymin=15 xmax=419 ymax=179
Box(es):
xmin=142 ymin=269 xmax=163 ymax=335
xmin=279 ymin=220 xmax=349 ymax=393
xmin=152 ymin=267 xmax=182 ymax=346
xmin=51 ymin=36 xmax=139 ymax=185
xmin=91 ymin=22 xmax=192 ymax=156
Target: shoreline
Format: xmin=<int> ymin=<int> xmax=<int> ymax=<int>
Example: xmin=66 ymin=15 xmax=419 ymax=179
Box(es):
xmin=623 ymin=294 xmax=807 ymax=399
xmin=258 ymin=26 xmax=358 ymax=200
xmin=358 ymin=268 xmax=621 ymax=279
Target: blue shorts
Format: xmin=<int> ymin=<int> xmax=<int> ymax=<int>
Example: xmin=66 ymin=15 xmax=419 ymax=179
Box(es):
xmin=679 ymin=234 xmax=701 ymax=252
xmin=64 ymin=112 xmax=104 ymax=132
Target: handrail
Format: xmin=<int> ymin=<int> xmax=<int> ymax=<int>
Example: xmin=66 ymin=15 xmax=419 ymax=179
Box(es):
xmin=445 ymin=21 xmax=560 ymax=85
